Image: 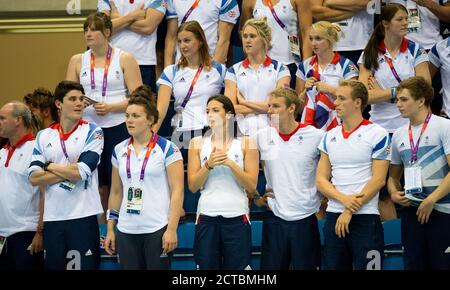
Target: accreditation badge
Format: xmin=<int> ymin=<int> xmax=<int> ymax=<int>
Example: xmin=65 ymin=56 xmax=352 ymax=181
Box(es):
xmin=126 ymin=187 xmax=143 ymax=214
xmin=288 ymin=34 xmax=301 ymax=57
xmin=407 ymin=5 xmax=421 ymax=33
xmin=404 ymin=164 xmax=423 ymax=195
xmin=59 ymin=180 xmax=76 ymax=191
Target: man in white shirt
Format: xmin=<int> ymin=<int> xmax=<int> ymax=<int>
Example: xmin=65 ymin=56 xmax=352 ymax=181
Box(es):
xmin=29 ymin=81 xmax=104 ymax=270
xmin=317 ymin=80 xmax=390 ymax=270
xmin=0 ymin=102 xmax=44 ymax=270
xmin=388 ymin=76 xmax=450 ymax=269
xmin=254 ymin=87 xmax=323 ymax=269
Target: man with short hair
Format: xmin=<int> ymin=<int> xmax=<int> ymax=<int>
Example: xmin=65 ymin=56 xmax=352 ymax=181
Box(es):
xmin=23 ymin=87 xmax=58 ymax=128
xmin=388 ymin=76 xmax=450 ymax=270
xmin=29 ymin=81 xmax=104 ymax=270
xmin=254 ymin=87 xmax=323 ymax=269
xmin=317 ymin=80 xmax=390 ymax=270
xmin=0 ymin=102 xmax=44 ymax=270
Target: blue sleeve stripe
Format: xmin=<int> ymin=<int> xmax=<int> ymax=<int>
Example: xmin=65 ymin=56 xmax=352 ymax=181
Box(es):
xmin=78 ymin=151 xmax=100 ymax=172
xmin=220 ymin=0 xmax=237 ymax=14
xmin=30 ymin=160 xmax=44 ymax=169
xmin=215 ymin=62 xmax=223 ymax=77
xmin=32 ymin=148 xmax=42 ymax=155
xmin=227 ymin=66 xmax=235 ymax=75
xmin=338 ymin=55 xmax=347 ymax=67
xmin=156 ymin=136 xmax=168 ymax=153
xmin=430 ymin=45 xmax=440 ymax=60
xmin=85 ymin=123 xmax=98 ymax=143
xmin=86 ymin=128 xmax=103 ymax=145
xmin=112 ymin=148 xmax=117 ymax=160
xmin=407 ymin=40 xmax=416 ymax=56
xmin=271 ymin=59 xmax=279 ymax=70
xmin=166 ymin=143 xmax=175 ymax=158
xmin=160 ymin=71 xmax=171 ymax=84
xmin=373 ymin=136 xmax=388 ymax=153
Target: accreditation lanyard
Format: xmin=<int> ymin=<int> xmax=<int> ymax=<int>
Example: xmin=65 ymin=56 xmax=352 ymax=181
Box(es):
xmin=384 ymin=55 xmax=402 ymax=84
xmin=57 ymin=124 xmax=80 ymax=162
xmin=265 ymin=0 xmax=286 ymax=30
xmin=126 ymin=133 xmax=158 ymax=183
xmin=180 ymin=65 xmax=203 ymax=109
xmin=181 ymin=0 xmax=202 ymax=24
xmin=90 ymin=46 xmax=113 ymax=97
xmin=408 ymin=113 xmax=431 ymax=164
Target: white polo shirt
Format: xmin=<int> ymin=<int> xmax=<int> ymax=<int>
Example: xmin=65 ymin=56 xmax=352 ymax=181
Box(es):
xmin=97 ymin=0 xmax=166 ymax=65
xmin=80 ymin=47 xmax=128 ymax=128
xmin=334 ymin=9 xmax=374 ymax=51
xmin=0 ymin=135 xmax=39 ymax=237
xmin=112 ymin=135 xmax=182 ymax=234
xmin=28 ymin=120 xmax=104 ymax=222
xmin=384 ymin=0 xmax=448 ymax=49
xmin=256 ymin=124 xmax=324 ymax=221
xmin=391 ymin=114 xmax=450 ymax=212
xmin=358 ymin=38 xmax=429 ymax=133
xmin=226 ymin=56 xmax=290 ymax=135
xmin=253 ymin=0 xmax=298 ymax=65
xmin=166 ymin=0 xmax=240 ymax=58
xmin=157 ymin=63 xmax=226 ymax=131
xmin=318 ymin=120 xmax=391 ymax=215
xmin=429 ymin=37 xmax=450 ymax=117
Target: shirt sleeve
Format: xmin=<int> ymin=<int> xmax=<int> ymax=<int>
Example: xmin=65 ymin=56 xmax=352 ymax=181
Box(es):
xmin=390 ymin=131 xmax=403 ymax=165
xmin=428 ymin=43 xmax=442 ymax=69
xmin=318 ymin=132 xmax=328 ymax=154
xmin=413 ymin=44 xmax=429 ymax=67
xmin=343 ymin=60 xmax=360 ymax=80
xmin=219 ymin=0 xmax=240 ymax=24
xmin=441 ymin=118 xmax=450 ymax=156
xmin=371 ymin=128 xmax=391 ymax=161
xmin=157 ymin=65 xmax=175 ymax=88
xmin=225 ymin=65 xmax=237 ymax=83
xmin=277 ymin=63 xmax=291 ymax=81
xmin=148 ymin=0 xmax=167 ymax=14
xmin=165 ymin=141 xmax=183 ymax=166
xmin=165 ymin=0 xmax=177 ymax=19
xmin=97 ymin=0 xmax=112 ymax=11
xmin=77 ymin=124 xmax=104 ymax=181
xmin=111 ymin=143 xmax=120 ymax=169
xmin=296 ymin=61 xmax=307 ymax=80
xmin=28 ymin=131 xmax=47 ymax=177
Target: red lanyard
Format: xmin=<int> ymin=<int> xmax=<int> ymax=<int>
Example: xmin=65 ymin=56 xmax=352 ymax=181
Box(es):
xmin=181 ymin=0 xmax=202 ymax=24
xmin=265 ymin=0 xmax=286 ymax=30
xmin=126 ymin=133 xmax=158 ymax=182
xmin=3 ymin=133 xmax=34 ymax=167
xmin=90 ymin=46 xmax=113 ymax=97
xmin=408 ymin=113 xmax=431 ymax=163
xmin=181 ymin=66 xmax=203 ymax=109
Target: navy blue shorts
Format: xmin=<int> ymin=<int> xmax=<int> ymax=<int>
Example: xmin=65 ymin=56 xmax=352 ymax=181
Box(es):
xmin=98 ymin=122 xmax=129 ymax=187
xmin=194 ymin=214 xmax=252 ymax=270
xmin=401 ymin=206 xmax=450 ymax=270
xmin=0 ymin=231 xmax=44 ymax=270
xmin=43 ymin=215 xmax=100 ymax=270
xmin=323 ymin=212 xmax=384 ymax=270
xmin=260 ymin=211 xmax=321 ymax=270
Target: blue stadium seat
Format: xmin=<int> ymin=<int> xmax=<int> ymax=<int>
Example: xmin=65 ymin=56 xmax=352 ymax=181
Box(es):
xmin=99 ymin=224 xmax=121 ymax=270
xmin=317 ymin=218 xmax=325 ymax=246
xmin=172 ymin=222 xmax=196 ymax=270
xmin=383 ymin=218 xmax=404 ymax=270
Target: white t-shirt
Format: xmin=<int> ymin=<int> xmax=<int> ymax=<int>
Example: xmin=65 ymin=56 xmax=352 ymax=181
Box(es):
xmin=391 ymin=114 xmax=450 ymax=212
xmin=358 ymin=38 xmax=429 ymax=133
xmin=157 ymin=63 xmax=226 ymax=131
xmin=112 ymin=135 xmax=182 ymax=234
xmin=225 ymin=56 xmax=290 ymax=135
xmin=28 ymin=120 xmax=104 ymax=222
xmin=318 ymin=120 xmax=391 ymax=215
xmin=97 ymin=0 xmax=166 ymax=65
xmin=384 ymin=0 xmax=448 ymax=49
xmin=197 ymin=136 xmax=248 ymax=218
xmin=253 ymin=0 xmax=298 ymax=65
xmin=334 ymin=9 xmax=374 ymax=51
xmin=429 ymin=37 xmax=450 ymax=117
xmin=0 ymin=136 xmax=39 ymax=237
xmin=80 ymin=47 xmax=128 ymax=128
xmin=166 ymin=0 xmax=240 ymax=59
xmin=256 ymin=124 xmax=324 ymax=221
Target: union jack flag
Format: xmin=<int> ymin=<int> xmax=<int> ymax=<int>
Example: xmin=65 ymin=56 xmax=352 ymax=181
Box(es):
xmin=301 ymin=87 xmax=339 ymax=131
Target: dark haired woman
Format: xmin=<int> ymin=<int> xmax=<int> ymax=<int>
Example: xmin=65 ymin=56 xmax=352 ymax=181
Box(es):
xmin=66 ymin=12 xmax=143 ymax=220
xmin=187 ymin=95 xmax=259 ymax=270
xmin=104 ymin=86 xmax=184 ymax=270
xmin=358 ymin=3 xmax=430 ymax=134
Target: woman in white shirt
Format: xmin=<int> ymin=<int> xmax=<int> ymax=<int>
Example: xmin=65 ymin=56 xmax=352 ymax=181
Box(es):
xmin=104 ymin=86 xmax=184 ymax=270
xmin=187 ymin=95 xmax=259 ymax=270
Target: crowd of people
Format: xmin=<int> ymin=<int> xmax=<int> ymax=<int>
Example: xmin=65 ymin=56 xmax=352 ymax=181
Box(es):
xmin=0 ymin=0 xmax=449 ymax=271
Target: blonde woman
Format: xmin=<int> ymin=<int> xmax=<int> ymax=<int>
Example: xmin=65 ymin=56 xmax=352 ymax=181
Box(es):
xmin=296 ymin=21 xmax=359 ymax=131
xmin=225 ymin=17 xmax=291 ymax=136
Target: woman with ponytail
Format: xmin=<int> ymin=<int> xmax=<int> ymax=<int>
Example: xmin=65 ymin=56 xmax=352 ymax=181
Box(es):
xmin=358 ymin=3 xmax=431 ymax=134
xmin=296 ymin=21 xmax=359 ymax=132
